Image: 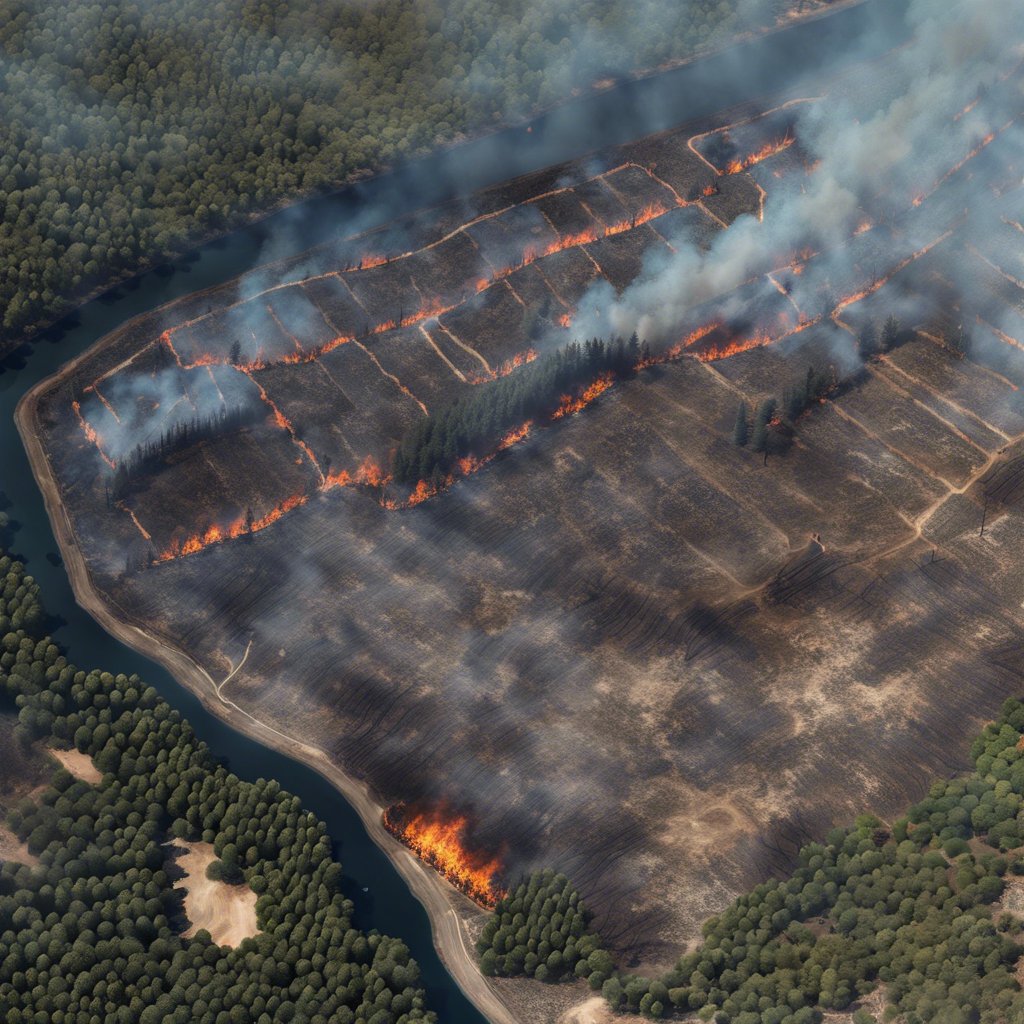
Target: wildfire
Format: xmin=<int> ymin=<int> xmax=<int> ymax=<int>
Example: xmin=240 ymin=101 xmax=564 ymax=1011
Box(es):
xmin=356 ymin=454 xmax=388 ymax=488
xmin=359 ymin=254 xmax=388 ymax=270
xmin=394 ymin=298 xmax=459 ymax=330
xmin=832 ymin=231 xmax=952 ymax=318
xmin=383 ymin=803 xmax=505 ymax=908
xmin=557 ymin=312 xmax=573 ymax=328
xmin=401 ymin=422 xmax=532 ymax=508
xmin=551 ymin=373 xmax=615 ymax=419
xmin=532 ymin=201 xmax=672 ymax=267
xmin=695 ymin=329 xmax=773 ymax=362
xmin=654 ymin=321 xmax=722 ymax=363
xmin=92 ymin=387 xmax=122 ymax=424
xmin=978 ymin=317 xmax=1024 ymax=353
xmin=911 ymin=123 xmax=1007 ymax=208
xmin=497 ymin=348 xmax=538 ymax=377
xmin=155 ymin=491 xmax=311 ymax=562
xmin=724 ymin=134 xmax=795 ymax=175
xmin=466 ymin=348 xmax=539 ymax=385
xmin=240 ymin=369 xmax=324 ymax=482
xmin=71 ymin=400 xmax=116 ymax=469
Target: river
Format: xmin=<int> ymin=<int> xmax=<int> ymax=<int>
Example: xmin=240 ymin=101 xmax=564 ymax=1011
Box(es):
xmin=0 ymin=2 xmax=909 ymax=1020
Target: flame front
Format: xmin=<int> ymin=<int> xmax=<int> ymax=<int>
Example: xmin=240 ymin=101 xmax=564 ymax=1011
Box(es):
xmin=72 ymin=400 xmax=116 ymax=470
xmin=551 ymin=372 xmax=615 ymax=419
xmin=383 ymin=803 xmax=505 ymax=908
xmin=724 ymin=134 xmax=795 ymax=175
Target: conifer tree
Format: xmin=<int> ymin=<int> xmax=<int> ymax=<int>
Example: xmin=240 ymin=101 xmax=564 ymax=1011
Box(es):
xmin=732 ymin=400 xmax=749 ymax=446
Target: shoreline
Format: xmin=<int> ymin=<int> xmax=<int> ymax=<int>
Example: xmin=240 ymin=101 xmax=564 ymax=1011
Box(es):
xmin=0 ymin=0 xmax=866 ymax=362
xmin=14 ymin=380 xmax=521 ymax=1024
xmin=4 ymin=5 xmax=881 ymax=1015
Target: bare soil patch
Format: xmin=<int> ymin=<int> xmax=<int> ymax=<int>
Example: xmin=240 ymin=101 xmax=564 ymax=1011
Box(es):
xmin=558 ymin=995 xmax=619 ymax=1024
xmin=49 ymin=747 xmax=102 ymax=784
xmin=0 ymin=825 xmax=37 ymax=866
xmin=172 ymin=840 xmax=259 ymax=947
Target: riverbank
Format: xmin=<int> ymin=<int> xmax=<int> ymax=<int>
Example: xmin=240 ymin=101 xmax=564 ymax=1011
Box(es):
xmin=15 ymin=377 xmax=525 ymax=1024
xmin=0 ymin=0 xmax=867 ymax=364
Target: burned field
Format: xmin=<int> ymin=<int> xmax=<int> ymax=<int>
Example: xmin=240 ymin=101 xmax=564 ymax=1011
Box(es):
xmin=28 ymin=32 xmax=1024 ymax=975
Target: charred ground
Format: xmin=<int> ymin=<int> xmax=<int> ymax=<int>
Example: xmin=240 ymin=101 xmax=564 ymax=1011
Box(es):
xmin=25 ymin=18 xmax=1024 ymax=994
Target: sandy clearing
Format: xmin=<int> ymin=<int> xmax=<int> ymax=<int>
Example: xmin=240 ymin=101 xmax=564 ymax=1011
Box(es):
xmin=20 ymin=368 xmax=521 ymax=1024
xmin=559 ymin=996 xmax=619 ymax=1024
xmin=0 ymin=824 xmax=37 ymax=865
xmin=49 ymin=747 xmax=102 ymax=783
xmin=173 ymin=840 xmax=259 ymax=946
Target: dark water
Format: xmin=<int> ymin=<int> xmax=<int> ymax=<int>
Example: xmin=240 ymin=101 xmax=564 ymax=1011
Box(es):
xmin=0 ymin=3 xmax=909 ymax=1019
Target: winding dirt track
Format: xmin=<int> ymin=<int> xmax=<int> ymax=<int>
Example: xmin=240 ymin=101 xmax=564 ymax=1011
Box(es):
xmin=15 ymin=380 xmax=520 ymax=1024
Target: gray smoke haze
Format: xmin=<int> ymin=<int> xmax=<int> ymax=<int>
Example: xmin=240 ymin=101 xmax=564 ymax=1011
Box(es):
xmin=570 ymin=0 xmax=1024 ymax=358
xmin=65 ymin=0 xmax=1024 ymax=960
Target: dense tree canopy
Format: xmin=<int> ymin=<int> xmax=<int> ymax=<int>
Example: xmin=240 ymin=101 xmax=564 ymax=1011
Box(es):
xmin=477 ymin=870 xmax=611 ymax=986
xmin=392 ymin=335 xmax=645 ymax=484
xmin=0 ymin=0 xmax=766 ymax=349
xmin=0 ymin=550 xmax=436 ymax=1024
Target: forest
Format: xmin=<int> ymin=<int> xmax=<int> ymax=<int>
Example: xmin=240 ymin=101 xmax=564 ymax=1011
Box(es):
xmin=108 ymin=405 xmax=261 ymax=501
xmin=0 ymin=550 xmax=437 ymax=1024
xmin=480 ymin=701 xmax=1024 ymax=1022
xmin=392 ymin=335 xmax=646 ymax=484
xmin=0 ymin=0 xmax=770 ymax=352
xmin=477 ymin=870 xmax=612 ymax=986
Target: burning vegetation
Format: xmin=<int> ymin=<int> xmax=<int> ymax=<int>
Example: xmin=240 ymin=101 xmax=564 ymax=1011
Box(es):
xmin=29 ymin=5 xmax=1024 ymax=999
xmin=383 ymin=803 xmax=505 ymax=908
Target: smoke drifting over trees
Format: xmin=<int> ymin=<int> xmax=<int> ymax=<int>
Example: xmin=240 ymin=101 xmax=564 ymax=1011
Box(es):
xmin=0 ymin=0 xmax=777 ymax=350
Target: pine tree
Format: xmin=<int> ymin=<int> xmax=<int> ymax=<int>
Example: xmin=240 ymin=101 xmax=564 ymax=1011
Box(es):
xmin=733 ymin=400 xmax=749 ymax=446
xmin=751 ymin=417 xmax=768 ymax=454
xmin=881 ymin=315 xmax=901 ymax=352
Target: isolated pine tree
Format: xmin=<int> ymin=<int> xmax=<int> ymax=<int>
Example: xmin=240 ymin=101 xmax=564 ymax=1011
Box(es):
xmin=733 ymin=400 xmax=749 ymax=446
xmin=881 ymin=315 xmax=901 ymax=352
xmin=751 ymin=418 xmax=768 ymax=454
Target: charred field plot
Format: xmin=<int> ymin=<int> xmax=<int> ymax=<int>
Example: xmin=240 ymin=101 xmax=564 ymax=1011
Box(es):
xmin=25 ymin=14 xmax=1024 ymax=999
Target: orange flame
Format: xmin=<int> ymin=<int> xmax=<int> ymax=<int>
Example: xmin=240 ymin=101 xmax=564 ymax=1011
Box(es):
xmin=403 ymin=422 xmax=532 ymax=508
xmin=466 ymin=348 xmax=539 ymax=385
xmin=725 ymin=134 xmax=795 ymax=175
xmin=551 ymin=373 xmax=615 ymax=419
xmin=383 ymin=803 xmax=505 ymax=908
xmin=239 ymin=369 xmax=323 ymax=482
xmin=155 ymin=492 xmax=310 ymax=562
xmin=832 ymin=231 xmax=952 ymax=317
xmin=911 ymin=126 xmax=1004 ymax=208
xmin=71 ymin=401 xmax=116 ymax=470
xmin=695 ymin=329 xmax=773 ymax=362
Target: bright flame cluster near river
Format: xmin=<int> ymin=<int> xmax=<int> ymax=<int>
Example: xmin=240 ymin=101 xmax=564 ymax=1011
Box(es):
xmin=383 ymin=803 xmax=505 ymax=908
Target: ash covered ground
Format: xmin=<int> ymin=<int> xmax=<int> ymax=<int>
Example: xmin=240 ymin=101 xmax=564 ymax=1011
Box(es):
xmin=32 ymin=0 xmax=1024 ymax=967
